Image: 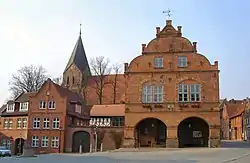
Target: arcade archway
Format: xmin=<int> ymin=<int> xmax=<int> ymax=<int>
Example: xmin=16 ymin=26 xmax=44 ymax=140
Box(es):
xmin=178 ymin=117 xmax=209 ymax=148
xmin=72 ymin=131 xmax=90 ymax=153
xmin=134 ymin=118 xmax=166 ymax=148
xmin=15 ymin=138 xmax=24 ymax=155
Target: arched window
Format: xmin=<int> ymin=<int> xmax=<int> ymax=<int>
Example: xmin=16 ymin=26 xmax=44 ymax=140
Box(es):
xmin=72 ymin=76 xmax=75 ymax=84
xmin=142 ymin=84 xmax=163 ymax=103
xmin=66 ymin=76 xmax=69 ymax=85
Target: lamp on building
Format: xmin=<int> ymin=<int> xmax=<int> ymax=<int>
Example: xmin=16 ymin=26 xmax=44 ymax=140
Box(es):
xmin=188 ymin=124 xmax=192 ymax=128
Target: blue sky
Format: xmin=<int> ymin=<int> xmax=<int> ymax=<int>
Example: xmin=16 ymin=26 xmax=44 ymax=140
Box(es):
xmin=0 ymin=0 xmax=249 ymax=104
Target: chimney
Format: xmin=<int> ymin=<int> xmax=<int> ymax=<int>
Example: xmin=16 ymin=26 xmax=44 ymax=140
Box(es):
xmin=156 ymin=27 xmax=160 ymax=35
xmin=193 ymin=42 xmax=197 ymax=52
xmin=124 ymin=63 xmax=128 ymax=72
xmin=177 ymin=26 xmax=182 ymax=36
xmin=142 ymin=44 xmax=146 ymax=52
xmin=166 ymin=20 xmax=172 ymax=26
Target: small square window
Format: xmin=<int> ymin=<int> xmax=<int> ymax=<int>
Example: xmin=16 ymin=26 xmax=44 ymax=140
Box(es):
xmin=178 ymin=56 xmax=187 ymax=67
xmin=154 ymin=57 xmax=164 ymax=68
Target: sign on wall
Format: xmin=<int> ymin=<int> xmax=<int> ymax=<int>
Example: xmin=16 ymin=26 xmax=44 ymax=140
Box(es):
xmin=193 ymin=131 xmax=202 ymax=138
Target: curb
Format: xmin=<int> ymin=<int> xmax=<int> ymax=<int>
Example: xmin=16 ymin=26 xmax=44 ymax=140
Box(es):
xmin=219 ymin=152 xmax=250 ymax=163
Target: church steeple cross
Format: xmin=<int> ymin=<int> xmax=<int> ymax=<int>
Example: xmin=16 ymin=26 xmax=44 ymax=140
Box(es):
xmin=163 ymin=9 xmax=172 ymax=20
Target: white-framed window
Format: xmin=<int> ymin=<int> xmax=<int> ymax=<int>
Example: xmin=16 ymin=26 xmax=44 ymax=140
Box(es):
xmin=51 ymin=136 xmax=59 ymax=148
xmin=32 ymin=136 xmax=39 ymax=147
xmin=20 ymin=102 xmax=28 ymax=111
xmin=17 ymin=118 xmax=22 ymax=129
xmin=22 ymin=118 xmax=27 ymax=129
xmin=178 ymin=84 xmax=188 ymax=102
xmin=39 ymin=101 xmax=46 ymax=109
xmin=43 ymin=118 xmax=50 ymax=129
xmin=52 ymin=118 xmax=60 ymax=129
xmin=190 ymin=84 xmax=201 ymax=102
xmin=178 ymin=56 xmax=187 ymax=67
xmin=8 ymin=119 xmax=13 ymax=129
xmin=33 ymin=118 xmax=40 ymax=129
xmin=6 ymin=140 xmax=11 ymax=149
xmin=154 ymin=57 xmax=164 ymax=68
xmin=75 ymin=104 xmax=81 ymax=114
xmin=41 ymin=136 xmax=49 ymax=147
xmin=4 ymin=119 xmax=8 ymax=129
xmin=6 ymin=104 xmax=15 ymax=112
xmin=142 ymin=85 xmax=163 ymax=103
xmin=48 ymin=101 xmax=56 ymax=109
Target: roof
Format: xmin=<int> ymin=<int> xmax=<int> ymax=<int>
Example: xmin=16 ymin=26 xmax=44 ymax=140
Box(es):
xmin=15 ymin=92 xmax=36 ymax=102
xmin=64 ymin=35 xmax=90 ymax=74
xmin=0 ymin=104 xmax=6 ymax=115
xmin=225 ymin=100 xmax=246 ymax=118
xmin=90 ymin=104 xmax=125 ymax=117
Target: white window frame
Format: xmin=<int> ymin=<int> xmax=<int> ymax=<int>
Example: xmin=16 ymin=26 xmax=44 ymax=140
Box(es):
xmin=178 ymin=56 xmax=187 ymax=67
xmin=22 ymin=118 xmax=27 ymax=129
xmin=4 ymin=119 xmax=8 ymax=129
xmin=41 ymin=136 xmax=49 ymax=147
xmin=32 ymin=136 xmax=39 ymax=147
xmin=52 ymin=118 xmax=60 ymax=129
xmin=43 ymin=118 xmax=50 ymax=129
xmin=190 ymin=84 xmax=201 ymax=102
xmin=33 ymin=118 xmax=40 ymax=129
xmin=39 ymin=101 xmax=46 ymax=109
xmin=17 ymin=118 xmax=22 ymax=129
xmin=8 ymin=119 xmax=13 ymax=129
xmin=19 ymin=102 xmax=29 ymax=111
xmin=6 ymin=104 xmax=15 ymax=112
xmin=178 ymin=84 xmax=189 ymax=102
xmin=51 ymin=136 xmax=59 ymax=148
xmin=142 ymin=85 xmax=163 ymax=103
xmin=154 ymin=57 xmax=164 ymax=68
xmin=48 ymin=101 xmax=56 ymax=109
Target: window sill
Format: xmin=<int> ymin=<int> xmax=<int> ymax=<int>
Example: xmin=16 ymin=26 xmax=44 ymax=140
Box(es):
xmin=39 ymin=108 xmax=46 ymax=109
xmin=154 ymin=67 xmax=164 ymax=69
xmin=177 ymin=66 xmax=188 ymax=68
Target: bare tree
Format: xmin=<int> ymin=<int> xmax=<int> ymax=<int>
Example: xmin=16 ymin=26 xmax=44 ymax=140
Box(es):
xmin=111 ymin=63 xmax=122 ymax=104
xmin=90 ymin=56 xmax=111 ymax=104
xmin=52 ymin=76 xmax=63 ymax=85
xmin=77 ymin=75 xmax=89 ymax=102
xmin=9 ymin=65 xmax=48 ymax=98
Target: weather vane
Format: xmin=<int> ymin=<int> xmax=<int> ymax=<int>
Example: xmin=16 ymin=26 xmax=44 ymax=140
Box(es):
xmin=80 ymin=23 xmax=82 ymax=35
xmin=162 ymin=9 xmax=172 ymax=20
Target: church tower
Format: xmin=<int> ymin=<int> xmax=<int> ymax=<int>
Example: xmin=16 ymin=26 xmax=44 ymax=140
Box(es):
xmin=63 ymin=25 xmax=91 ymax=93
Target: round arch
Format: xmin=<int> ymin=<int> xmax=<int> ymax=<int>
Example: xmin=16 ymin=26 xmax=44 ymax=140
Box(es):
xmin=72 ymin=131 xmax=90 ymax=153
xmin=134 ymin=117 xmax=167 ymax=148
xmin=15 ymin=138 xmax=24 ymax=155
xmin=178 ymin=117 xmax=209 ymax=148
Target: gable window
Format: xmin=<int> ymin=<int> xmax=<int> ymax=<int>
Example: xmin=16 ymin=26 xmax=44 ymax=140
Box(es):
xmin=8 ymin=119 xmax=13 ymax=129
xmin=67 ymin=76 xmax=69 ymax=85
xmin=142 ymin=85 xmax=163 ymax=103
xmin=20 ymin=102 xmax=28 ymax=111
xmin=75 ymin=104 xmax=81 ymax=114
xmin=32 ymin=136 xmax=39 ymax=147
xmin=178 ymin=56 xmax=187 ymax=67
xmin=41 ymin=136 xmax=49 ymax=147
xmin=39 ymin=101 xmax=46 ymax=109
xmin=22 ymin=118 xmax=27 ymax=129
xmin=17 ymin=118 xmax=22 ymax=129
xmin=51 ymin=136 xmax=59 ymax=148
xmin=178 ymin=84 xmax=188 ymax=102
xmin=154 ymin=57 xmax=164 ymax=68
xmin=52 ymin=118 xmax=60 ymax=129
xmin=48 ymin=101 xmax=56 ymax=109
xmin=43 ymin=118 xmax=50 ymax=129
xmin=7 ymin=104 xmax=14 ymax=112
xmin=190 ymin=84 xmax=201 ymax=102
xmin=33 ymin=118 xmax=40 ymax=129
xmin=4 ymin=119 xmax=8 ymax=129
xmin=72 ymin=76 xmax=75 ymax=84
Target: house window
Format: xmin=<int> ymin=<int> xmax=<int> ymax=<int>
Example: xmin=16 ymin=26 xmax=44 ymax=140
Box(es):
xmin=67 ymin=76 xmax=69 ymax=85
xmin=52 ymin=118 xmax=60 ymax=129
xmin=51 ymin=136 xmax=59 ymax=148
xmin=20 ymin=102 xmax=28 ymax=111
xmin=43 ymin=118 xmax=50 ymax=129
xmin=48 ymin=101 xmax=56 ymax=109
xmin=178 ymin=56 xmax=187 ymax=67
xmin=111 ymin=117 xmax=125 ymax=127
xmin=4 ymin=119 xmax=8 ymax=129
xmin=178 ymin=84 xmax=188 ymax=102
xmin=32 ymin=136 xmax=39 ymax=147
xmin=41 ymin=136 xmax=49 ymax=147
xmin=75 ymin=104 xmax=81 ymax=114
xmin=17 ymin=118 xmax=22 ymax=129
xmin=142 ymin=85 xmax=163 ymax=103
xmin=72 ymin=76 xmax=75 ymax=84
xmin=154 ymin=57 xmax=164 ymax=68
xmin=39 ymin=101 xmax=46 ymax=109
xmin=6 ymin=140 xmax=11 ymax=149
xmin=8 ymin=119 xmax=13 ymax=129
xmin=33 ymin=118 xmax=40 ymax=129
xmin=190 ymin=84 xmax=201 ymax=102
xmin=22 ymin=118 xmax=27 ymax=129
xmin=6 ymin=104 xmax=14 ymax=112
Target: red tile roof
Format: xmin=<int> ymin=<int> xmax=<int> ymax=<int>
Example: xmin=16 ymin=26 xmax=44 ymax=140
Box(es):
xmin=90 ymin=104 xmax=125 ymax=117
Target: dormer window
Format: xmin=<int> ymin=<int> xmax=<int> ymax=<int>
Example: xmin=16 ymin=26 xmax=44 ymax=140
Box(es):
xmin=48 ymin=101 xmax=56 ymax=109
xmin=75 ymin=104 xmax=82 ymax=114
xmin=154 ymin=57 xmax=164 ymax=68
xmin=178 ymin=56 xmax=187 ymax=67
xmin=6 ymin=104 xmax=15 ymax=112
xmin=39 ymin=101 xmax=46 ymax=109
xmin=20 ymin=102 xmax=28 ymax=111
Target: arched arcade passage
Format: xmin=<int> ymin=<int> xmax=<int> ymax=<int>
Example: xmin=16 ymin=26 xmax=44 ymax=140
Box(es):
xmin=178 ymin=117 xmax=209 ymax=148
xmin=72 ymin=131 xmax=90 ymax=153
xmin=15 ymin=138 xmax=24 ymax=155
xmin=134 ymin=118 xmax=167 ymax=148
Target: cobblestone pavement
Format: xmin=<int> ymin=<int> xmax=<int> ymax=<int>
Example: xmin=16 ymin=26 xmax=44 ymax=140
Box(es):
xmin=0 ymin=140 xmax=250 ymax=163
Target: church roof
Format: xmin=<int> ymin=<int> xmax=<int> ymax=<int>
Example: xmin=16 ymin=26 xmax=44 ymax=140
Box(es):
xmin=64 ymin=34 xmax=90 ymax=73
